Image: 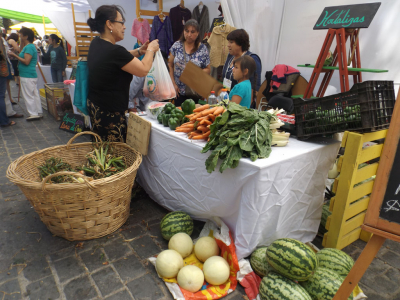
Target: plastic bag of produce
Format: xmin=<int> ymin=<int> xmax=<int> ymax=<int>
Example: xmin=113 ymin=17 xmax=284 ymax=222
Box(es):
xmin=148 ymin=217 xmax=239 ymax=300
xmin=145 ymin=101 xmax=167 ymax=119
xmin=143 ymin=50 xmax=176 ymax=101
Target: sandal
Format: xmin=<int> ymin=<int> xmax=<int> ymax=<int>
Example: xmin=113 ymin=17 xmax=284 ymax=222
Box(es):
xmin=1 ymin=121 xmax=16 ymax=127
xmin=9 ymin=113 xmax=23 ymax=118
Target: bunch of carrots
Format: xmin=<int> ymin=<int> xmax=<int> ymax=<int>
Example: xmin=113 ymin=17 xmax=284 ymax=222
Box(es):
xmin=175 ymin=104 xmax=225 ymax=140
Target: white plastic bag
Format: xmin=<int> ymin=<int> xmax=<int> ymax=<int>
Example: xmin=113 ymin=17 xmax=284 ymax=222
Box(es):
xmin=143 ymin=50 xmax=176 ymax=101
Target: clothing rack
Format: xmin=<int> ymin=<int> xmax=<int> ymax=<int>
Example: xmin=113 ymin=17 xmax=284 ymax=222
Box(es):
xmin=136 ymin=0 xmax=169 ymax=25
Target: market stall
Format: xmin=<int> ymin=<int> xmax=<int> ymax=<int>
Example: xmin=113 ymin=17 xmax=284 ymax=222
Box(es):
xmin=137 ymin=116 xmax=340 ymax=260
xmin=36 ymin=64 xmax=72 ymax=90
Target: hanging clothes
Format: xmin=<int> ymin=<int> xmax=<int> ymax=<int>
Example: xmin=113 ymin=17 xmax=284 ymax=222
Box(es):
xmin=192 ymin=4 xmax=210 ymax=40
xmin=150 ymin=16 xmax=174 ymax=59
xmin=131 ymin=18 xmax=151 ymax=44
xmin=169 ymin=5 xmax=192 ymax=42
xmin=207 ymin=23 xmax=236 ymax=68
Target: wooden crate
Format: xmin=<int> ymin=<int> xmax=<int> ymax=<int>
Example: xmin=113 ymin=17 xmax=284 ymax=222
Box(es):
xmin=44 ymin=83 xmax=73 ymax=121
xmin=323 ymin=130 xmax=388 ymax=249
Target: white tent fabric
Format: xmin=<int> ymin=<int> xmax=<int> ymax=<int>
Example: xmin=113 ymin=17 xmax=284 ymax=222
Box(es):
xmin=221 ymin=0 xmax=285 ymax=75
xmin=2 ymin=0 xmax=92 ymax=55
xmin=43 ymin=10 xmax=90 ymax=52
xmin=222 ymin=0 xmax=400 ymax=96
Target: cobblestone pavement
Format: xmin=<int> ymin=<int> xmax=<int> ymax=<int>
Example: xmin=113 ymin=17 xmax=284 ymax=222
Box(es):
xmin=1 ymin=82 xmax=399 ymax=299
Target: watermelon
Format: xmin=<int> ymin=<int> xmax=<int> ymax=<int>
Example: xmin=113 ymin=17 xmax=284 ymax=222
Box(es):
xmin=160 ymin=211 xmax=193 ymax=240
xmin=259 ymin=272 xmax=312 ymax=300
xmin=300 ymin=267 xmax=353 ymax=300
xmin=324 ymin=51 xmax=333 ymax=66
xmin=266 ymin=238 xmax=318 ymax=281
xmin=250 ymin=247 xmax=270 ymax=277
xmin=318 ymin=205 xmax=331 ymax=235
xmin=316 ymin=248 xmax=354 ymax=278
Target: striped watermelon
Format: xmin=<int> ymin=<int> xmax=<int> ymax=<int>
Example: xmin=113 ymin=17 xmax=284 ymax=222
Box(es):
xmin=316 ymin=248 xmax=354 ymax=278
xmin=250 ymin=247 xmax=270 ymax=277
xmin=300 ymin=267 xmax=353 ymax=300
xmin=318 ymin=205 xmax=331 ymax=235
xmin=259 ymin=272 xmax=312 ymax=300
xmin=160 ymin=211 xmax=193 ymax=240
xmin=266 ymin=238 xmax=318 ymax=281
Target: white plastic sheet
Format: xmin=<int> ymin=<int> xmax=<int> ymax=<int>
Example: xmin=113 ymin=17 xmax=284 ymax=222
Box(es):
xmin=137 ymin=117 xmax=340 ymax=259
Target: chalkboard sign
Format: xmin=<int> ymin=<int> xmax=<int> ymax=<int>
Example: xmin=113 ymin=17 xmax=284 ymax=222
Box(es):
xmin=313 ymin=3 xmax=381 ymax=30
xmin=379 ymin=141 xmax=400 ymax=223
xmin=364 ymin=88 xmax=400 ymax=237
xmin=59 ymin=112 xmax=88 ymax=134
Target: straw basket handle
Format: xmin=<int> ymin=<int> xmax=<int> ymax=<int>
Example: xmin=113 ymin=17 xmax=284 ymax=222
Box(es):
xmin=41 ymin=171 xmax=94 ymax=191
xmin=66 ymin=132 xmax=103 ymax=150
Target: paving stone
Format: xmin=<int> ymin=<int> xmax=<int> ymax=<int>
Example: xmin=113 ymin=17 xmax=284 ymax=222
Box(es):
xmin=384 ymin=267 xmax=400 ymax=284
xmin=0 ymin=278 xmax=21 ymax=299
xmin=105 ymin=289 xmax=133 ymax=300
xmin=25 ymin=275 xmax=60 ymax=300
xmin=91 ymin=266 xmax=124 ymax=297
xmin=49 ymin=246 xmax=76 ymax=261
xmin=80 ymin=249 xmax=107 ymax=272
xmin=103 ymin=239 xmax=132 ymax=262
xmin=146 ymin=219 xmax=169 ymax=250
xmin=363 ymin=257 xmax=390 ymax=276
xmin=367 ymin=274 xmax=399 ymax=295
xmin=0 ymin=266 xmax=18 ymax=284
xmin=225 ymin=291 xmax=246 ymax=300
xmin=53 ymin=256 xmax=86 ymax=283
xmin=113 ymin=255 xmax=147 ymax=282
xmin=63 ymin=275 xmax=98 ymax=300
xmin=126 ymin=274 xmax=165 ymax=300
xmin=380 ymin=250 xmax=400 ymax=269
xmin=23 ymin=256 xmax=52 ymax=282
xmin=130 ymin=235 xmax=161 ymax=259
xmin=384 ymin=239 xmax=400 ymax=254
xmin=121 ymin=225 xmax=147 ymax=240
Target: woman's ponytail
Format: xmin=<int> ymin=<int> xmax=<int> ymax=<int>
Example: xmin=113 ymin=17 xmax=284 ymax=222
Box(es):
xmin=87 ymin=17 xmax=98 ymax=32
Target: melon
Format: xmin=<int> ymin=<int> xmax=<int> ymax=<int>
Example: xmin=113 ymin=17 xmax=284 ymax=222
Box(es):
xmin=318 ymin=205 xmax=331 ymax=235
xmin=259 ymin=272 xmax=312 ymax=300
xmin=316 ymin=248 xmax=354 ymax=278
xmin=168 ymin=232 xmax=193 ymax=258
xmin=250 ymin=247 xmax=270 ymax=277
xmin=324 ymin=50 xmax=333 ymax=66
xmin=266 ymin=238 xmax=318 ymax=282
xmin=160 ymin=211 xmax=194 ymax=240
xmin=177 ymin=265 xmax=204 ymax=293
xmin=156 ymin=249 xmax=184 ymax=278
xmin=300 ymin=267 xmax=353 ymax=300
xmin=194 ymin=236 xmax=220 ymax=262
xmin=203 ymin=256 xmax=230 ymax=286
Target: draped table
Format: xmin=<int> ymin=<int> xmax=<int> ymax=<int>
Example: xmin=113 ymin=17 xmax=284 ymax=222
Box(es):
xmin=137 ymin=116 xmax=340 ymax=259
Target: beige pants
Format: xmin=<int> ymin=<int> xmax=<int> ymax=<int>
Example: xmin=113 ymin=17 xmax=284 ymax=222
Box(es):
xmin=20 ymin=77 xmax=42 ymax=117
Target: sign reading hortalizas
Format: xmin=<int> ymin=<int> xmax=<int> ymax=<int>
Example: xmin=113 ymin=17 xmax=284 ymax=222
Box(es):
xmin=314 ymin=3 xmax=381 ymax=30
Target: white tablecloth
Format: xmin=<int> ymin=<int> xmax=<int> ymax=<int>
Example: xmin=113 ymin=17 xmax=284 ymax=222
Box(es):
xmin=137 ymin=117 xmax=340 ymax=259
xmin=36 ymin=64 xmax=72 ymax=90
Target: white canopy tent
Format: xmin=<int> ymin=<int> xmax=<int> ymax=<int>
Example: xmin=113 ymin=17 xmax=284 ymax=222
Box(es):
xmin=221 ymin=0 xmax=400 ymax=96
xmin=1 ymin=0 xmax=92 ymax=53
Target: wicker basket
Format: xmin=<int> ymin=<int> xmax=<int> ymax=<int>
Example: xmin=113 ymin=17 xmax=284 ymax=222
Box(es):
xmin=6 ymin=132 xmax=142 ymax=241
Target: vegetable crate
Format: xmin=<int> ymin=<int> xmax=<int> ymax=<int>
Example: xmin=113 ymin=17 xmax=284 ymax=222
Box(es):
xmin=323 ymin=129 xmax=387 ymax=250
xmin=45 ymin=83 xmax=73 ymax=121
xmin=294 ymin=81 xmax=396 ymax=140
xmin=6 ymin=132 xmax=142 ymax=241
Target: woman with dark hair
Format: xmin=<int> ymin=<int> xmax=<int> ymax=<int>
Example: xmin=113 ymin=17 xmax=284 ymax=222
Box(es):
xmin=86 ymin=5 xmax=159 ymax=142
xmin=168 ymin=19 xmax=210 ymax=107
xmin=6 ymin=33 xmax=20 ymax=86
xmin=222 ymin=29 xmax=262 ymax=105
xmin=39 ymin=34 xmax=67 ymax=83
xmin=8 ymin=27 xmax=42 ymax=121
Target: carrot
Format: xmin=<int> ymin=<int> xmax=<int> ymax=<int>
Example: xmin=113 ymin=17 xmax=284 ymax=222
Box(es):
xmin=209 ymin=114 xmax=216 ymax=122
xmin=213 ymin=106 xmax=224 ymax=115
xmin=200 ymin=119 xmax=212 ymax=125
xmin=185 ymin=114 xmax=195 ymax=118
xmin=192 ymin=131 xmax=211 ymax=139
xmin=181 ymin=123 xmax=194 ymax=128
xmin=197 ymin=125 xmax=209 ymax=133
xmin=175 ymin=128 xmax=193 ymax=133
xmin=190 ymin=113 xmax=202 ymax=122
xmin=193 ymin=104 xmax=210 ymax=112
xmin=177 ymin=107 xmax=182 ymax=110
xmin=196 ymin=116 xmax=209 ymax=121
xmin=201 ymin=107 xmax=218 ymax=116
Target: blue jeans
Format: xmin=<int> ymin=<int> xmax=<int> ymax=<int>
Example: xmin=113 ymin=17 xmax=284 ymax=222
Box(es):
xmin=0 ymin=77 xmax=10 ymax=126
xmin=51 ymin=68 xmax=63 ymax=83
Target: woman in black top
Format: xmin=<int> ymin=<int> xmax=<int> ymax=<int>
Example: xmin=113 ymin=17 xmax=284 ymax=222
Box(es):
xmin=87 ymin=5 xmax=159 ymax=142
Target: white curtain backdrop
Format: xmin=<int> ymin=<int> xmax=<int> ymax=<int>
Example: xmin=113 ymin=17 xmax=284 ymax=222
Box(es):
xmin=221 ymin=0 xmax=285 ymax=76
xmin=221 ymin=0 xmax=399 ymax=96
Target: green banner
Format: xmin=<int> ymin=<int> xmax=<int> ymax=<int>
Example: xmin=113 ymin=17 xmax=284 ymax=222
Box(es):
xmin=0 ymin=8 xmax=51 ymax=24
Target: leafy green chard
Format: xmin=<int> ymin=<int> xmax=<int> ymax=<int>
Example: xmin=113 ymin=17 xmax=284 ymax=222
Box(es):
xmin=202 ymin=102 xmax=275 ymax=173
